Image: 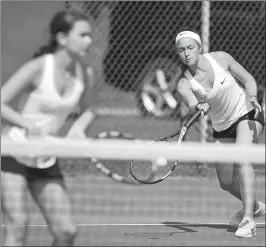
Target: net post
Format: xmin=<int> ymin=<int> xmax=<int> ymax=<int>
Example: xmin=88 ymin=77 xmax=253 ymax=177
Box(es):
xmin=200 ymin=1 xmax=210 ymax=169
xmin=201 ymin=1 xmax=210 ymax=143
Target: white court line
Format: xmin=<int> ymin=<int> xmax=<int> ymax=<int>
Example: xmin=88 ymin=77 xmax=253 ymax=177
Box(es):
xmin=1 ymin=223 xmax=265 ymax=227
xmin=73 ymin=175 xmax=265 ymax=182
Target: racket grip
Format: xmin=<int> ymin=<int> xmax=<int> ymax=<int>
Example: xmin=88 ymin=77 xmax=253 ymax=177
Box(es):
xmin=184 ymin=110 xmax=201 ymax=129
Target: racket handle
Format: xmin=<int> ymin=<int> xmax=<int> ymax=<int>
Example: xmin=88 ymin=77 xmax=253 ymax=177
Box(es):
xmin=156 ymin=110 xmax=202 ymax=141
xmin=184 ymin=110 xmax=201 ymax=129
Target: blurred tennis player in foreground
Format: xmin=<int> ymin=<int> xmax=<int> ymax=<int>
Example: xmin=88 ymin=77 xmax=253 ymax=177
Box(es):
xmin=175 ymin=28 xmax=265 ymax=238
xmin=1 ymin=10 xmax=95 ymax=246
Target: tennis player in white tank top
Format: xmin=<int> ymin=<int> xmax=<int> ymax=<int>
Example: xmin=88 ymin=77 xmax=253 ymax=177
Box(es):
xmin=1 ymin=11 xmax=93 ymax=246
xmin=175 ymin=29 xmax=265 ymax=238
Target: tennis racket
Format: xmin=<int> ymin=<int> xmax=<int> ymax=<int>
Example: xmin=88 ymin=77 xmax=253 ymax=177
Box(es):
xmin=92 ymin=131 xmax=142 ymax=185
xmin=129 ymin=110 xmax=201 ymax=184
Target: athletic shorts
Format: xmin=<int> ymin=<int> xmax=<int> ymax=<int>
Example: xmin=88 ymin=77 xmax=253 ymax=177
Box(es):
xmin=1 ymin=156 xmax=63 ymax=181
xmin=213 ymin=109 xmax=265 ymax=139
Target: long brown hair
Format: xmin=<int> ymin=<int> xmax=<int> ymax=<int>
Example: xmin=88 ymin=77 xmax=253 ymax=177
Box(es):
xmin=33 ymin=10 xmax=89 ymax=58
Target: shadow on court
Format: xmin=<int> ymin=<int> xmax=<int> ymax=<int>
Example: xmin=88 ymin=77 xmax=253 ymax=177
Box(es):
xmin=163 ymin=221 xmax=237 ymax=233
xmin=163 ymin=221 xmax=266 ymax=230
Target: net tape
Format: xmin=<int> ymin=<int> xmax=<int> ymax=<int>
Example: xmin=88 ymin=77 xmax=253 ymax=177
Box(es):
xmin=1 ymin=138 xmax=265 ymax=164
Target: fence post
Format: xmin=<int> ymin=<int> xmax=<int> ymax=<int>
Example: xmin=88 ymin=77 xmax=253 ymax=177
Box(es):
xmin=198 ymin=1 xmax=210 ymax=171
xmin=201 ymin=1 xmax=210 ymax=145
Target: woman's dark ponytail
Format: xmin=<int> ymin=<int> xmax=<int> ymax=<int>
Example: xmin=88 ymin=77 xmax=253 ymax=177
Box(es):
xmin=32 ymin=38 xmax=57 ymax=58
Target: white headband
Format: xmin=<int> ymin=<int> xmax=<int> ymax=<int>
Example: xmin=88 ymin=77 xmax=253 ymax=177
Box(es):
xmin=175 ymin=31 xmax=202 ymax=45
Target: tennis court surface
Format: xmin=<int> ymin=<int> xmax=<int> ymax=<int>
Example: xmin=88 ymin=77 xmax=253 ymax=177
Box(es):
xmin=1 ymin=176 xmax=265 ymax=246
xmin=1 ymin=117 xmax=265 ymax=246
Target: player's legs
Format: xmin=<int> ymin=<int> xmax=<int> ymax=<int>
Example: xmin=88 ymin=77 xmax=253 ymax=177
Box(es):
xmin=1 ymin=171 xmax=29 ymax=246
xmin=235 ymin=120 xmax=263 ymax=219
xmin=233 ymin=119 xmax=263 ymax=237
xmin=214 ymin=134 xmax=263 ymax=226
xmin=28 ymin=178 xmax=77 ymax=246
xmin=214 ymin=138 xmax=243 ymax=200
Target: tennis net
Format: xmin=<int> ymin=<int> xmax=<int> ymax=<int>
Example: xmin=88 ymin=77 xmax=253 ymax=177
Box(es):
xmin=1 ymin=138 xmax=265 ymax=246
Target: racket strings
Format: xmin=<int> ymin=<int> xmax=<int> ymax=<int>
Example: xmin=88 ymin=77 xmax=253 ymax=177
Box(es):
xmin=130 ymin=139 xmax=177 ymax=183
xmin=130 ymin=158 xmax=176 ymax=183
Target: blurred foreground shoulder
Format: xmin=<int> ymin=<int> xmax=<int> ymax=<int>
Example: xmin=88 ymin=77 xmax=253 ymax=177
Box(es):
xmin=1 ymin=55 xmax=46 ymax=103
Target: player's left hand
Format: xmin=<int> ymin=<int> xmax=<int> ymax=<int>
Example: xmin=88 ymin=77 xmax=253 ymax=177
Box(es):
xmin=250 ymin=95 xmax=261 ymax=119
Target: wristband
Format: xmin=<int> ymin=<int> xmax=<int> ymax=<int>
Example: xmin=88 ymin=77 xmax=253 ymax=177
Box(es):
xmin=196 ymin=102 xmax=204 ymax=108
xmin=196 ymin=102 xmax=208 ymax=109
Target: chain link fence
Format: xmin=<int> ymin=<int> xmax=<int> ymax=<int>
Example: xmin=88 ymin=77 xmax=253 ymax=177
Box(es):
xmin=66 ymin=1 xmax=265 ymax=142
xmin=210 ymin=1 xmax=265 ymax=105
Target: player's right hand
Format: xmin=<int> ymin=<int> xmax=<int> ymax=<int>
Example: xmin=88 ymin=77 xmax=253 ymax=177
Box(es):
xmin=196 ymin=102 xmax=210 ymax=117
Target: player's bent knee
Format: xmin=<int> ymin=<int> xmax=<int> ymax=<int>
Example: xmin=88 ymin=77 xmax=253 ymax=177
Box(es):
xmin=7 ymin=213 xmax=28 ymax=227
xmin=5 ymin=215 xmax=28 ymax=242
xmin=236 ymin=162 xmax=254 ymax=172
xmin=52 ymin=223 xmax=77 ymax=242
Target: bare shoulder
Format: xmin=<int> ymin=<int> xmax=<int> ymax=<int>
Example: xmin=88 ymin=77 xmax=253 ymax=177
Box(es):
xmin=208 ymin=51 xmax=234 ymax=70
xmin=210 ymin=51 xmax=233 ymax=60
xmin=24 ymin=55 xmax=48 ymax=86
xmin=19 ymin=55 xmax=46 ymax=79
xmin=1 ymin=55 xmax=47 ymax=102
xmin=176 ymin=77 xmax=191 ymax=92
xmin=4 ymin=55 xmax=45 ymax=85
xmin=27 ymin=55 xmax=45 ymax=70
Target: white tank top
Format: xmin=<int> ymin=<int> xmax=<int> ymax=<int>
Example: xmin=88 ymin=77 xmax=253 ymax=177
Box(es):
xmin=184 ymin=53 xmax=253 ymax=131
xmin=3 ymin=54 xmax=84 ymax=168
xmin=9 ymin=54 xmax=84 ymax=135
